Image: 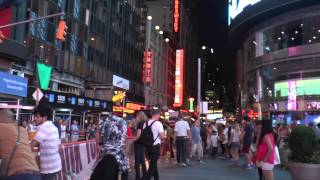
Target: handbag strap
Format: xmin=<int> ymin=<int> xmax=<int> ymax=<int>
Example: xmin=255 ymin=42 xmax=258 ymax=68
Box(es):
xmin=5 ymin=124 xmax=20 ymax=177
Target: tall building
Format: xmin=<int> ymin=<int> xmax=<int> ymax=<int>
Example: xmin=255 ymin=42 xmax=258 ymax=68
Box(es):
xmin=144 ymin=0 xmax=199 ymax=110
xmin=0 ymin=0 xmax=146 ymax=118
xmin=230 ymin=0 xmax=320 ymax=122
xmin=0 ymin=0 xmax=146 ymax=111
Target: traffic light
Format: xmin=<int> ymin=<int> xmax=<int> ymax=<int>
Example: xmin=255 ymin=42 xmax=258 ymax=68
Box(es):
xmin=0 ymin=31 xmax=5 ymax=44
xmin=56 ymin=20 xmax=68 ymax=41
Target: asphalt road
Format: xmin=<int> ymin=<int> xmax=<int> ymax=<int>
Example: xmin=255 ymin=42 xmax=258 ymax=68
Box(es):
xmin=129 ymin=157 xmax=292 ymax=180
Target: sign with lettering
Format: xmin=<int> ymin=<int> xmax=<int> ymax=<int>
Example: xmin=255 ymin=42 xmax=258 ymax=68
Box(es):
xmin=173 ymin=49 xmax=184 ymax=107
xmin=0 ymin=71 xmax=28 ymax=97
xmin=174 ymin=0 xmax=180 ymax=32
xmin=143 ymin=51 xmax=152 ymax=83
xmin=113 ymin=75 xmax=130 ymax=90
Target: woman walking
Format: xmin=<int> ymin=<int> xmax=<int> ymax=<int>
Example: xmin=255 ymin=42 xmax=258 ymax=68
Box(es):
xmin=229 ymin=123 xmax=241 ymax=166
xmin=255 ymin=120 xmax=276 ymax=180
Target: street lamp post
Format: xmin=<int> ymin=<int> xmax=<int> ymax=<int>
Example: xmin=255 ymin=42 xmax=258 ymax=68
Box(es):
xmin=197 ymin=57 xmax=201 ymax=127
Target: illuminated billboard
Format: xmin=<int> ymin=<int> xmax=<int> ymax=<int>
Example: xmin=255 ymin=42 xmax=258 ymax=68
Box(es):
xmin=275 ymin=78 xmax=320 ymax=97
xmin=228 ymin=0 xmax=261 ymax=25
xmin=173 ymin=49 xmax=184 ymax=107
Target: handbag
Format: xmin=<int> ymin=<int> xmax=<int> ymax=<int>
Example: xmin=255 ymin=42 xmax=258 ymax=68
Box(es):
xmin=274 ymin=146 xmax=281 ymax=165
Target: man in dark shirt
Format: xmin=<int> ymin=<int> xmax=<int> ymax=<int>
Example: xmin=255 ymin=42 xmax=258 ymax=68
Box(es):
xmin=242 ymin=117 xmax=254 ymax=169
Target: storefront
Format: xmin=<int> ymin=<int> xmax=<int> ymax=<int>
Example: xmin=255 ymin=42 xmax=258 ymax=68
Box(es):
xmin=39 ymin=90 xmax=113 ymax=128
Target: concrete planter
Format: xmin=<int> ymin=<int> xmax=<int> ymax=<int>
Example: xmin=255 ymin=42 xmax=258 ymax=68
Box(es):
xmin=288 ymin=161 xmax=320 ymax=180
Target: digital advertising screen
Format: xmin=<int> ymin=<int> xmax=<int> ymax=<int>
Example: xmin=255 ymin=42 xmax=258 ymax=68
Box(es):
xmin=228 ymin=0 xmax=261 ymax=25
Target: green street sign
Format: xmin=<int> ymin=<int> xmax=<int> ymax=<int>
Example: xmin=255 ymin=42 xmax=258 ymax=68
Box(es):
xmin=37 ymin=62 xmax=52 ymax=90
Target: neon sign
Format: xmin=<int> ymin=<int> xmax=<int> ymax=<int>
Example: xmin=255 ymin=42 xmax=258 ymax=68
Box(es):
xmin=189 ymin=97 xmax=194 ymax=112
xmin=173 ymin=49 xmax=184 ymax=107
xmin=174 ymin=0 xmax=180 ymax=33
xmin=143 ymin=51 xmax=152 ymax=83
xmin=228 ymin=0 xmax=261 ymax=25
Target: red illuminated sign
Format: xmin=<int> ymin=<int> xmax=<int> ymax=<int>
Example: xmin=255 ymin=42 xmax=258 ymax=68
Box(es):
xmin=173 ymin=49 xmax=184 ymax=107
xmin=143 ymin=51 xmax=152 ymax=83
xmin=126 ymin=103 xmax=146 ymax=111
xmin=174 ymin=0 xmax=180 ymax=33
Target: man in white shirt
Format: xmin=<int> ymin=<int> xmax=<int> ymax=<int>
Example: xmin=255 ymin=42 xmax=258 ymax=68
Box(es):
xmin=31 ymin=105 xmax=62 ymax=180
xmin=174 ymin=113 xmax=190 ymax=166
xmin=144 ymin=109 xmax=164 ymax=180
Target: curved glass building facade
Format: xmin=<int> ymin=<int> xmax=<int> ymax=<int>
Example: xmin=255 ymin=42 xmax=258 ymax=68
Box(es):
xmin=231 ymin=1 xmax=320 ymax=124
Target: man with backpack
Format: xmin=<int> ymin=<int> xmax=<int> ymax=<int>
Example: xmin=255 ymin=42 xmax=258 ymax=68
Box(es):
xmin=140 ymin=109 xmax=164 ymax=180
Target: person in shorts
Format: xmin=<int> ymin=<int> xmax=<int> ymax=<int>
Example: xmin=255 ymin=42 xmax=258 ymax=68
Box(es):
xmin=255 ymin=120 xmax=276 ymax=180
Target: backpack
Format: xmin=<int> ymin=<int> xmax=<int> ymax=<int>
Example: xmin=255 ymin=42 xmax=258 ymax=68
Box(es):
xmin=139 ymin=120 xmax=158 ymax=147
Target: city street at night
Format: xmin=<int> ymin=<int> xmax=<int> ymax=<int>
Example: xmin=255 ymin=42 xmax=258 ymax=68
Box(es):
xmin=1 ymin=0 xmax=320 ymax=180
xmin=128 ymin=158 xmax=291 ymax=180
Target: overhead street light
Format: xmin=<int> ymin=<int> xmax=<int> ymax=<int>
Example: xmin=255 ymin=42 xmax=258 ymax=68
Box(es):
xmin=155 ymin=25 xmax=160 ymax=30
xmin=147 ymin=16 xmax=152 ymax=20
xmin=159 ymin=30 xmax=163 ymax=35
xmin=165 ymin=38 xmax=169 ymax=42
xmin=201 ymin=45 xmax=206 ymax=50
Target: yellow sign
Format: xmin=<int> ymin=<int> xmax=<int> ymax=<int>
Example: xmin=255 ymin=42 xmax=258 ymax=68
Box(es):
xmin=112 ymin=92 xmax=126 ymax=102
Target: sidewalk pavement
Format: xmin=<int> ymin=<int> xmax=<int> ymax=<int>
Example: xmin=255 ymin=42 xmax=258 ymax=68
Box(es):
xmin=129 ymin=157 xmax=292 ymax=180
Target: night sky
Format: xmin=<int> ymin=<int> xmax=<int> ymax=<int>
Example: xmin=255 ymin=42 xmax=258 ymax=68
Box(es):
xmin=194 ymin=0 xmax=236 ymax=108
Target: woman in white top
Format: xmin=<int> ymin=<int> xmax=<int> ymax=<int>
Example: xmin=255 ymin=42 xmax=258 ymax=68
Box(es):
xmin=229 ymin=123 xmax=241 ymax=166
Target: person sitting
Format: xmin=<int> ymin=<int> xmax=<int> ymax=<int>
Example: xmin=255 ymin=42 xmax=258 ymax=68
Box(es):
xmin=0 ymin=109 xmax=40 ymax=180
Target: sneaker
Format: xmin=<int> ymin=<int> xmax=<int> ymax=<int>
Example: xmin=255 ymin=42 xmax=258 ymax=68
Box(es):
xmin=199 ymin=160 xmax=204 ymax=164
xmin=181 ymin=163 xmax=187 ymax=167
xmin=243 ymin=164 xmax=253 ymax=170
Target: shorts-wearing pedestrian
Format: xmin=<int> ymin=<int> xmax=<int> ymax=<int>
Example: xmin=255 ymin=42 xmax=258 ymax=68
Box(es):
xmin=256 ymin=161 xmax=274 ymax=171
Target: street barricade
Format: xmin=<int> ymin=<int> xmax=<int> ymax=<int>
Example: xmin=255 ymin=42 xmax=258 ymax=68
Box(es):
xmin=57 ymin=140 xmax=97 ymax=180
xmin=57 ymin=138 xmax=136 ymax=180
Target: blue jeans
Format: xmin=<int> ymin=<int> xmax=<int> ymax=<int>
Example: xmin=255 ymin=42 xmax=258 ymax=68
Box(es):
xmin=5 ymin=173 xmax=41 ymax=180
xmin=176 ymin=137 xmax=188 ymax=163
xmin=134 ymin=144 xmax=147 ymax=180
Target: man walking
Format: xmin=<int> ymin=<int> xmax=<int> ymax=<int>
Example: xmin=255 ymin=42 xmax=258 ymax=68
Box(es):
xmin=144 ymin=109 xmax=164 ymax=180
xmin=190 ymin=120 xmax=204 ymax=164
xmin=174 ymin=113 xmax=190 ymax=167
xmin=31 ymin=105 xmax=62 ymax=180
xmin=242 ymin=117 xmax=254 ymax=169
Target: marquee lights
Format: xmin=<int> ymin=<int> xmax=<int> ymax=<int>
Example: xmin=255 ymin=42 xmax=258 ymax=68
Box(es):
xmin=174 ymin=0 xmax=180 ymax=33
xmin=173 ymin=49 xmax=184 ymax=107
xmin=143 ymin=51 xmax=152 ymax=83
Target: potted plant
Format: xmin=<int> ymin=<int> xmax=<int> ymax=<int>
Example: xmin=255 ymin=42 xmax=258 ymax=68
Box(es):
xmin=288 ymin=126 xmax=320 ymax=180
